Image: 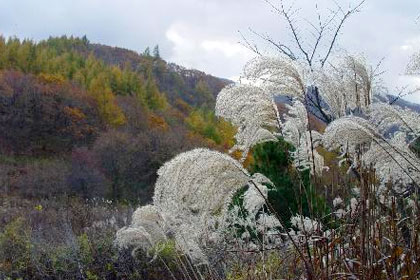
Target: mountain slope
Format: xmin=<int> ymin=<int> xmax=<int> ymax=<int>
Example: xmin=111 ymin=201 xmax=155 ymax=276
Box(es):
xmin=41 ymin=36 xmax=232 ymax=108
xmin=374 ymin=94 xmax=420 ymax=113
xmin=0 ymin=35 xmax=237 ymax=204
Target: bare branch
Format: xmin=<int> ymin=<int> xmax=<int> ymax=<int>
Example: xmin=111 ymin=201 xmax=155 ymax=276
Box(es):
xmin=321 ymin=0 xmax=366 ymax=67
xmin=389 ymin=86 xmax=420 ymax=105
xmin=238 ymin=30 xmax=261 ymax=56
xmin=372 ymin=57 xmax=386 ymax=78
xmin=248 ymin=28 xmax=297 ymax=60
xmin=264 ymin=0 xmax=312 ymax=67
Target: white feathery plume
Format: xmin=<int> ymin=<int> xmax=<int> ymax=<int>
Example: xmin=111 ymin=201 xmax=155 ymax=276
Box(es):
xmin=115 ymin=227 xmax=154 ymax=252
xmin=323 ymin=115 xmax=420 ymax=186
xmin=115 ymin=205 xmax=167 ymax=255
xmin=362 ymin=132 xmax=420 ymax=186
xmin=153 ymin=148 xmax=251 ymax=226
xmin=215 ymin=84 xmax=280 ymax=160
xmin=232 ymin=123 xmax=279 ymax=162
xmin=290 ymin=215 xmax=322 ymax=235
xmin=243 ymin=183 xmax=268 ymax=216
xmin=256 ymin=213 xmax=281 ymax=230
xmin=316 ymin=70 xmax=351 ymax=119
xmin=317 ymin=55 xmax=374 ymax=119
xmin=283 ymin=99 xmax=325 ymax=175
xmin=284 ymin=99 xmax=308 ymax=134
xmin=256 ymin=213 xmax=283 ymax=248
xmin=224 ymin=183 xmax=283 ymax=251
xmin=338 ymin=55 xmax=373 ymax=110
xmin=174 ymin=225 xmax=209 ymax=264
xmin=243 ymin=56 xmax=308 ymax=98
xmin=369 ymin=102 xmax=420 ymax=140
xmin=151 ymin=148 xmax=273 ymax=262
xmin=322 ymin=116 xmax=378 ymax=173
xmin=131 ymin=205 xmax=168 ymax=240
xmin=250 ymin=172 xmax=274 ymax=186
xmin=322 ymin=116 xmax=377 ymax=156
xmin=287 ymin=215 xmax=324 ymax=247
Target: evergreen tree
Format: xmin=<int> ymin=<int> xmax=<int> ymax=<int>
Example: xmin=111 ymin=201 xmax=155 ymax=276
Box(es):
xmin=153 ymin=45 xmax=160 ymax=59
xmin=143 ymin=47 xmax=151 ymax=57
xmin=81 ymin=35 xmax=89 ymax=46
xmin=250 ymin=138 xmax=328 ymax=225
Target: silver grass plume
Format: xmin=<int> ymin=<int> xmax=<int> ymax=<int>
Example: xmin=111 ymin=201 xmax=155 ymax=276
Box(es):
xmin=322 ymin=116 xmax=377 ymax=156
xmin=369 ymin=102 xmax=420 ymax=140
xmin=224 ymin=181 xmax=283 ymax=251
xmin=131 ymin=205 xmax=168 ymax=240
xmin=215 ymin=84 xmax=280 ymax=160
xmin=243 ymin=56 xmax=308 ymax=98
xmin=290 ymin=215 xmax=323 ymax=235
xmin=323 ymin=116 xmax=420 ymax=186
xmin=115 ymin=205 xmax=167 ymax=255
xmin=316 ymin=69 xmax=349 ymax=119
xmin=115 ymin=227 xmax=154 ymax=253
xmin=283 ymin=99 xmax=325 ymax=175
xmin=338 ymin=55 xmax=373 ymax=109
xmin=153 ymin=148 xmax=253 ymax=229
xmin=363 ymin=132 xmax=420 ymax=186
xmin=117 ymin=148 xmax=273 ymax=263
xmin=317 ymin=55 xmax=374 ymax=119
xmin=243 ymin=182 xmax=268 ymax=216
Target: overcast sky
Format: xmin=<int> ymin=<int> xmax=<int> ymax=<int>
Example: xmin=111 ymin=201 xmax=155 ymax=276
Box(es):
xmin=1 ymin=0 xmax=420 ymax=103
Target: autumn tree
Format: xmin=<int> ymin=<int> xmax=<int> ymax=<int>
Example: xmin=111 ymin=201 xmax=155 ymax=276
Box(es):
xmin=0 ymin=71 xmax=101 ymax=155
xmin=88 ymin=73 xmax=126 ymax=127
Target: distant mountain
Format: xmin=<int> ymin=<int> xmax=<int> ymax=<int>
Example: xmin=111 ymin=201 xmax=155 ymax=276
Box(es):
xmin=374 ymin=94 xmax=420 ymax=113
xmin=90 ymin=43 xmax=233 ymax=103
xmin=275 ymin=91 xmax=420 ymax=133
xmin=89 ymin=43 xmax=233 ymax=105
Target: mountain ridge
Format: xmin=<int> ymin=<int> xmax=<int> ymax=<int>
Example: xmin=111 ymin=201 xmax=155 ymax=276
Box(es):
xmin=39 ymin=36 xmax=233 ymax=108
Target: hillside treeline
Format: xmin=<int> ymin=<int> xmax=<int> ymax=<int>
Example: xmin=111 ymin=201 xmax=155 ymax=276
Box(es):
xmin=0 ymin=35 xmax=237 ymax=203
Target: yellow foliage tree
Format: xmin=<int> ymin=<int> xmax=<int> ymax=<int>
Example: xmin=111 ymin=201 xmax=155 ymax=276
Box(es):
xmin=89 ymin=74 xmax=126 ymax=127
xmin=185 ymin=109 xmax=236 ymax=149
xmin=38 ymin=73 xmax=66 ymax=85
xmin=148 ymin=113 xmax=169 ymax=131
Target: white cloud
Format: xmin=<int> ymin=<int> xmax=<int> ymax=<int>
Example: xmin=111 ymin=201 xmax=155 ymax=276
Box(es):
xmin=165 ymin=22 xmax=254 ymax=78
xmin=201 ymin=40 xmax=251 ymax=58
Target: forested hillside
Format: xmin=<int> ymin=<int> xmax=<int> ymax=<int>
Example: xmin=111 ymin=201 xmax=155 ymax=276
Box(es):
xmin=0 ymin=35 xmax=237 ymax=202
